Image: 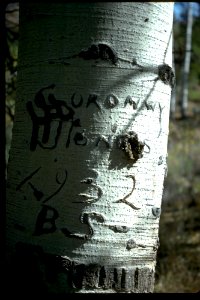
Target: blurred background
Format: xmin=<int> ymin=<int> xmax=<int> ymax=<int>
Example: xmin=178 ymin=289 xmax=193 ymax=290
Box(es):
xmin=5 ymin=3 xmax=200 ymax=293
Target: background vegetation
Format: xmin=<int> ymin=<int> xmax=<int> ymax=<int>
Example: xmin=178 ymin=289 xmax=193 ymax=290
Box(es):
xmin=5 ymin=3 xmax=200 ymax=293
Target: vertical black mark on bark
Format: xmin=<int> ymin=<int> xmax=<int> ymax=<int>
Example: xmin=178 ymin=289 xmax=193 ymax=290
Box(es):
xmin=134 ymin=268 xmax=139 ymax=289
xmin=157 ymin=103 xmax=165 ymax=138
xmin=121 ymin=269 xmax=126 ymax=289
xmin=99 ymin=266 xmax=106 ymax=287
xmin=113 ymin=268 xmax=118 ymax=287
xmin=66 ymin=118 xmax=81 ymax=148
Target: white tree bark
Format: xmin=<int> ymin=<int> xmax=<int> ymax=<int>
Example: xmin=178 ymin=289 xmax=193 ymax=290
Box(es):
xmin=170 ymin=32 xmax=176 ymax=119
xmin=180 ymin=2 xmax=193 ymax=118
xmin=6 ymin=2 xmax=174 ymax=294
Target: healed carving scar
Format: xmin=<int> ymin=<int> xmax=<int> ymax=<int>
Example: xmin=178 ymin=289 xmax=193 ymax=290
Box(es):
xmin=115 ymin=175 xmax=141 ymax=210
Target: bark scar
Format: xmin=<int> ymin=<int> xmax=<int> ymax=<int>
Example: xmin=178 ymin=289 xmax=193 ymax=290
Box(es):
xmin=66 ymin=43 xmax=118 ymax=65
xmin=117 ymin=131 xmax=144 ymax=162
xmin=115 ymin=175 xmax=141 ymax=210
xmin=158 ymin=64 xmax=175 ymax=88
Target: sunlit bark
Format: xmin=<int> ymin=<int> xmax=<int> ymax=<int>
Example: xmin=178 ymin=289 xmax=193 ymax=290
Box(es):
xmin=170 ymin=32 xmax=176 ymax=119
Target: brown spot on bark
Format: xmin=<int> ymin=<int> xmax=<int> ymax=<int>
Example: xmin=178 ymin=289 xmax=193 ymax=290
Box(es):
xmin=117 ymin=131 xmax=144 ymax=162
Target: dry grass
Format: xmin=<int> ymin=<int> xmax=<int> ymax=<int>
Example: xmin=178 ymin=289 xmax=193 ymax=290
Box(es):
xmin=154 ymin=105 xmax=200 ymax=293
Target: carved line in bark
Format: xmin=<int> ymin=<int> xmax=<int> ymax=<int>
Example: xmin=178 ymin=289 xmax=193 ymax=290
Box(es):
xmin=157 ymin=102 xmax=165 ymax=138
xmin=104 ymin=94 xmax=119 ymax=109
xmin=43 ymin=169 xmax=67 ymax=203
xmin=107 ymin=225 xmax=130 ymax=233
xmin=16 ymin=167 xmax=67 ymax=204
xmin=16 ymin=166 xmax=41 ymax=190
xmin=80 ymin=212 xmax=105 ymax=238
xmin=115 ymin=175 xmax=141 ymax=210
xmin=61 ymin=212 xmax=105 ymax=240
xmin=64 ymin=43 xmax=119 ymax=65
xmin=143 ymin=140 xmax=151 ymax=154
xmin=26 ymin=85 xmax=102 ymax=151
xmin=72 ymin=177 xmax=103 ymax=204
xmin=26 ymin=83 xmax=167 ymax=156
xmin=124 ymin=95 xmax=139 ymax=110
xmin=61 ymin=39 xmax=175 ymax=89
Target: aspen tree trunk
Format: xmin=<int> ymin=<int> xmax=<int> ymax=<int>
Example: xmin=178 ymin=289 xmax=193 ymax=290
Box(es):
xmin=180 ymin=2 xmax=193 ymax=118
xmin=6 ymin=2 xmax=174 ymax=294
xmin=170 ymin=33 xmax=176 ymax=119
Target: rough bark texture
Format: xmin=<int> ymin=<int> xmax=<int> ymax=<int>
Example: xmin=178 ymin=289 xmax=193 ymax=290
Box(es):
xmin=6 ymin=2 xmax=174 ymax=294
xmin=170 ymin=33 xmax=176 ymax=119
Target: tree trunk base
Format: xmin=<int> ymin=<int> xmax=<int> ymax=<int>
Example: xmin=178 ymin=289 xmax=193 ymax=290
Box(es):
xmin=6 ymin=242 xmax=155 ymax=294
